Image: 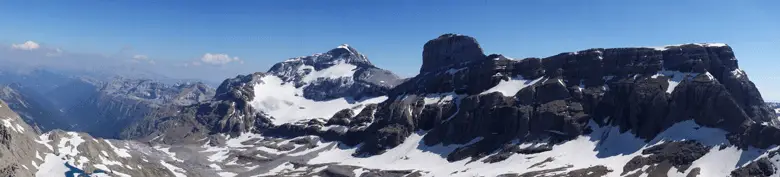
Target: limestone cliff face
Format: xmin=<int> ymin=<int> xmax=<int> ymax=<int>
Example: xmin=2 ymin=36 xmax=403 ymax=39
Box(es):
xmin=113 ymin=34 xmax=779 ymax=176
xmin=346 ymin=35 xmax=776 ymax=160
xmin=0 ymin=100 xmax=43 ymax=177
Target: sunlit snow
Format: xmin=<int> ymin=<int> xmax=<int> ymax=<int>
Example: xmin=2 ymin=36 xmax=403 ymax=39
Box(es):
xmin=249 ymin=75 xmax=387 ymax=125
xmin=304 ymin=120 xmax=738 ymax=177
xmin=104 ymin=140 xmax=132 ymax=158
xmin=159 ymin=160 xmax=187 ymax=177
xmin=480 ymin=76 xmax=544 ymax=96
xmin=301 ymin=63 xmax=358 ymax=83
xmin=1 ymin=117 xmax=24 ymax=133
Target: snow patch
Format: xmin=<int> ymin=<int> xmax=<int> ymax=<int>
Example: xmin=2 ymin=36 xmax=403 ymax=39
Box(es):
xmin=218 ymin=172 xmax=238 ymax=177
xmin=682 ymin=146 xmax=745 ymax=177
xmin=422 ymin=92 xmax=457 ymax=105
xmin=649 ymin=43 xmax=728 ymax=51
xmin=1 ymin=117 xmax=24 ymax=132
xmin=105 ymin=140 xmax=132 ymax=158
xmin=301 ymin=62 xmax=357 ymax=83
xmin=209 ymin=164 xmax=223 ymax=170
xmin=35 ymin=133 xmax=53 ymax=151
xmin=480 ymin=76 xmax=544 ymax=96
xmin=155 ymin=146 xmax=184 ymax=163
xmin=260 ymin=162 xmax=296 ymax=176
xmin=35 ymin=153 xmax=68 ymax=176
xmin=56 ymin=132 xmax=86 ymax=167
xmin=731 ymin=69 xmax=746 ymax=79
xmin=656 ymin=70 xmax=701 ymax=94
xmin=159 ymin=160 xmax=187 ymax=177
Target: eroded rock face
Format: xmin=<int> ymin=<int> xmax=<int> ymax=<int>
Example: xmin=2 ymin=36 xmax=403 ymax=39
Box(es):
xmin=622 ymin=141 xmax=710 ymax=176
xmin=0 ymin=101 xmax=53 ymax=177
xmin=342 ymin=35 xmax=777 ymax=163
xmin=732 ymin=149 xmax=778 ymax=177
xmin=420 ymin=34 xmax=487 ymax=73
xmin=103 ymin=34 xmax=780 ymax=176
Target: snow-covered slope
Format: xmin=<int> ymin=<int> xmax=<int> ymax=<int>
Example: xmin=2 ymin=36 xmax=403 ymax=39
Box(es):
xmin=242 ymin=44 xmax=400 ymax=125
xmin=249 ymin=74 xmax=387 ymax=125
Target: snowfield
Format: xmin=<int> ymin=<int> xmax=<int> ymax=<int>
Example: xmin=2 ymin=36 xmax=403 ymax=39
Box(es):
xmin=249 ymin=75 xmax=388 ymax=125
xmin=301 ymin=62 xmax=358 ymax=83
xmin=297 ymin=120 xmax=768 ymax=177
xmin=480 ymin=76 xmax=544 ymax=96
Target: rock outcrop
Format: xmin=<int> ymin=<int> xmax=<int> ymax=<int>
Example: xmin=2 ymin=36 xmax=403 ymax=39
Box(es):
xmin=420 ymin=34 xmax=487 ymax=73
xmin=341 ymin=35 xmax=778 ymax=163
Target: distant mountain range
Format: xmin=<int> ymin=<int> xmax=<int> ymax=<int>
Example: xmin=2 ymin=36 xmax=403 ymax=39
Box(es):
xmin=1 ymin=34 xmax=780 ymax=177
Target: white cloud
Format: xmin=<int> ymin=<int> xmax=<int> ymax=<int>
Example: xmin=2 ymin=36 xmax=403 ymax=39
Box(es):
xmin=11 ymin=41 xmax=41 ymax=50
xmin=200 ymin=53 xmax=241 ymax=65
xmin=46 ymin=48 xmax=63 ymax=57
xmin=133 ymin=54 xmax=148 ymax=60
xmin=130 ymin=54 xmax=155 ymax=65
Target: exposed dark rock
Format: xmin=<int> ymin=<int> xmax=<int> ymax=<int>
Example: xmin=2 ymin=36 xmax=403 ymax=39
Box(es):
xmin=0 ymin=164 xmax=18 ymax=177
xmin=514 ymin=165 xmax=573 ymax=177
xmin=327 ymin=109 xmax=355 ymax=126
xmin=420 ymin=34 xmax=486 ymax=73
xmin=483 ymin=143 xmax=553 ymax=163
xmin=687 ymin=167 xmax=701 ymax=177
xmin=731 ymin=149 xmax=780 ymax=177
xmin=622 ymin=141 xmax=710 ymax=175
xmin=0 ymin=126 xmax=10 ymax=150
xmin=337 ymin=36 xmax=778 ymax=164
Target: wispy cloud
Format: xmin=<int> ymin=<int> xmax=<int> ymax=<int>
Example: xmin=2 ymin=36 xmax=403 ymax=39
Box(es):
xmin=1 ymin=41 xmax=258 ymax=83
xmin=131 ymin=54 xmax=156 ymax=65
xmin=200 ymin=53 xmax=242 ymax=65
xmin=11 ymin=41 xmax=41 ymax=50
xmin=45 ymin=48 xmax=64 ymax=57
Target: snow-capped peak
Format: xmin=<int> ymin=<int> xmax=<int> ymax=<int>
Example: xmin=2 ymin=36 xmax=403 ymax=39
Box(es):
xmin=267 ymin=44 xmax=378 ymax=85
xmin=337 ymin=44 xmax=351 ymax=50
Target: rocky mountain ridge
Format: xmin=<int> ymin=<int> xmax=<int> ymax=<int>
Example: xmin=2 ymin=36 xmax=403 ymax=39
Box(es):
xmin=0 ymin=83 xmax=67 ymax=132
xmin=2 ymin=34 xmax=780 ymax=177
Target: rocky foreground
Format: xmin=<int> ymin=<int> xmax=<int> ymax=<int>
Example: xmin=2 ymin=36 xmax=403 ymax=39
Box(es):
xmin=2 ymin=34 xmax=780 ymax=177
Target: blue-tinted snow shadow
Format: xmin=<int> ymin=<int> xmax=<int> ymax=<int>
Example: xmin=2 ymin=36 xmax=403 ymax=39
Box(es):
xmin=587 ymin=120 xmax=734 ymax=159
xmin=587 ymin=119 xmax=774 ymax=168
xmin=64 ymin=162 xmax=107 ymax=177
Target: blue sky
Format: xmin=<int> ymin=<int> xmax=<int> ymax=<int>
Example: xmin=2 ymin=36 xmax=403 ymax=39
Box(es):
xmin=0 ymin=0 xmax=779 ymax=99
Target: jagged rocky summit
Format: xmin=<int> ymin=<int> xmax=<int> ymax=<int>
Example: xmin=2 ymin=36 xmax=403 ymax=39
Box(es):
xmin=267 ymin=44 xmax=402 ymax=101
xmin=5 ymin=34 xmax=780 ymax=177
